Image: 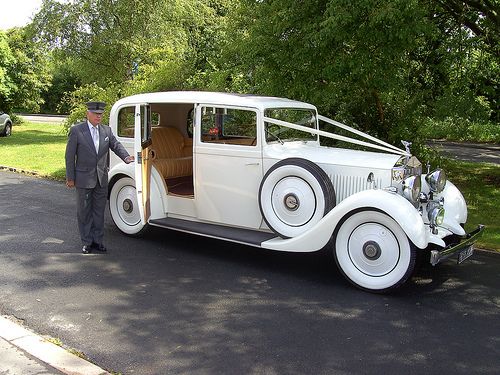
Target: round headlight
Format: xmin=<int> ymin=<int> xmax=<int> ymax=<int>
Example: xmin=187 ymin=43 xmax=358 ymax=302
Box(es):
xmin=403 ymin=175 xmax=422 ymax=203
xmin=428 ymin=206 xmax=445 ymax=226
xmin=425 ymin=169 xmax=447 ymax=193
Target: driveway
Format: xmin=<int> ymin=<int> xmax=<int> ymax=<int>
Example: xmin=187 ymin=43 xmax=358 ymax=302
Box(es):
xmin=18 ymin=114 xmax=67 ymax=124
xmin=427 ymin=141 xmax=500 ymax=164
xmin=0 ymin=170 xmax=499 ymax=375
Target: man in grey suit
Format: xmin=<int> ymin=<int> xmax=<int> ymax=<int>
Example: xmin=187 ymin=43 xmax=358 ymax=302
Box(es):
xmin=65 ymin=101 xmax=134 ymax=254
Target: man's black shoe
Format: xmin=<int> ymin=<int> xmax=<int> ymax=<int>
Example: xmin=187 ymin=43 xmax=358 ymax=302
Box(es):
xmin=82 ymin=245 xmax=92 ymax=254
xmin=91 ymin=243 xmax=107 ymax=252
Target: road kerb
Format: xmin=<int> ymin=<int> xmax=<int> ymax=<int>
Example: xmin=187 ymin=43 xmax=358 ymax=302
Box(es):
xmin=0 ymin=316 xmax=109 ymax=375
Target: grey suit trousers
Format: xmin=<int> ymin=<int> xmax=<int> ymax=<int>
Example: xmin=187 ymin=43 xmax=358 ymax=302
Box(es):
xmin=76 ymin=183 xmax=107 ymax=246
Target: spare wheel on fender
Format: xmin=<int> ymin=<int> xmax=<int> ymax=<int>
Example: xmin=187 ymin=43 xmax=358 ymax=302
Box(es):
xmin=259 ymin=158 xmax=336 ymax=238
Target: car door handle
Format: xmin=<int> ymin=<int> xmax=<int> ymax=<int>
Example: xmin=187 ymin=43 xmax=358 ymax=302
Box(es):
xmin=245 ymin=162 xmax=260 ymax=166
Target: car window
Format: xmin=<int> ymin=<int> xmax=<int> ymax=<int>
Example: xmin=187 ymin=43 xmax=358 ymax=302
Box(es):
xmin=201 ymin=107 xmax=257 ymax=146
xmin=117 ymin=106 xmax=135 ymax=138
xmin=118 ymin=106 xmax=159 ymax=138
xmin=264 ymin=108 xmax=317 ymax=143
xmin=187 ymin=107 xmax=194 ymax=138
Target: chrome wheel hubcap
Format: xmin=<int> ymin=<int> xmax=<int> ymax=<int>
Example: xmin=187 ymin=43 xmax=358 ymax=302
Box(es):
xmin=363 ymin=241 xmax=381 ymax=260
xmin=284 ymin=193 xmax=300 ymax=211
xmin=123 ymin=199 xmax=133 ymax=213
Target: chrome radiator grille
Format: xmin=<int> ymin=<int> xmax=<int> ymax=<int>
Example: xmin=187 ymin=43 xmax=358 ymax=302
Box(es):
xmin=329 ymin=174 xmax=382 ymax=204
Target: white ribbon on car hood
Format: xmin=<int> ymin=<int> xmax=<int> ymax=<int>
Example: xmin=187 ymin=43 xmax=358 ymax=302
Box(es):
xmin=263 ymin=114 xmax=410 ymax=156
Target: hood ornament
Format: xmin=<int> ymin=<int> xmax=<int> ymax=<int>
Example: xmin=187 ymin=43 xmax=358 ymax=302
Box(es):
xmin=401 ymin=140 xmax=412 ymax=164
xmin=401 ymin=140 xmax=412 ymax=154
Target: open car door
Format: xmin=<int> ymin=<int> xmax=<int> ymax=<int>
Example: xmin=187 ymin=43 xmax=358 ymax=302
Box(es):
xmin=134 ymin=104 xmax=153 ymax=224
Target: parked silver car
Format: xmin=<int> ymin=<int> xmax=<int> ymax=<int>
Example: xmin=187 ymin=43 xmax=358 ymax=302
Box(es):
xmin=0 ymin=112 xmax=12 ymax=137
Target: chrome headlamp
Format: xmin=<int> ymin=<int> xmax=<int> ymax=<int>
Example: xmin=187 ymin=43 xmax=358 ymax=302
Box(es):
xmin=427 ymin=200 xmax=445 ymax=226
xmin=402 ymin=175 xmax=422 ymax=203
xmin=425 ymin=169 xmax=447 ymax=193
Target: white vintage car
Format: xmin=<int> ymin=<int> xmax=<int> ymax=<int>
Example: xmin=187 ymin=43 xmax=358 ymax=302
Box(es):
xmin=107 ymin=91 xmax=483 ymax=292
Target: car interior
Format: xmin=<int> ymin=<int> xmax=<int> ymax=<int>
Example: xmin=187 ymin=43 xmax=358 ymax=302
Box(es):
xmin=116 ymin=102 xmax=258 ymax=198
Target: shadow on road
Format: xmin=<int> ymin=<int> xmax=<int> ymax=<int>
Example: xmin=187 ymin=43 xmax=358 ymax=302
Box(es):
xmin=1 ymin=172 xmax=499 ymax=375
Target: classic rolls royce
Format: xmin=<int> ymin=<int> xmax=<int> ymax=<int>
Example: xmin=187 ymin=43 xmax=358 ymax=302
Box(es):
xmin=106 ymin=91 xmax=483 ymax=292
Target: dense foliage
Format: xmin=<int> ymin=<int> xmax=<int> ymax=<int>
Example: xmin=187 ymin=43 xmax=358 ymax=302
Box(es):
xmin=1 ymin=0 xmax=498 ymax=145
xmin=210 ymin=0 xmax=434 ymax=143
xmin=0 ymin=29 xmax=51 ymax=113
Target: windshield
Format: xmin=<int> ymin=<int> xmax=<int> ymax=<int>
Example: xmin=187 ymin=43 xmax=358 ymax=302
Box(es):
xmin=264 ymin=108 xmax=317 ymax=143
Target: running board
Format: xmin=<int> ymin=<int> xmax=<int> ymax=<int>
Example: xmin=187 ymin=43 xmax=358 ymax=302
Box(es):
xmin=149 ymin=217 xmax=277 ymax=247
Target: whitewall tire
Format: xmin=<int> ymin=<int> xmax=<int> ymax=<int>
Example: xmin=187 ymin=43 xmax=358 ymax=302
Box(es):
xmin=334 ymin=210 xmax=416 ymax=292
xmin=259 ymin=158 xmax=336 ymax=238
xmin=109 ymin=177 xmax=148 ymax=236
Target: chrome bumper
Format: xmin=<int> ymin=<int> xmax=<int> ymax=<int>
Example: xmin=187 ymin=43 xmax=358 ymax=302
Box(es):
xmin=430 ymin=225 xmax=485 ymax=266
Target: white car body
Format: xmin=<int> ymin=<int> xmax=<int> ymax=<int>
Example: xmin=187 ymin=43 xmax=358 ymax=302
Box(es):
xmin=107 ymin=91 xmax=483 ymax=292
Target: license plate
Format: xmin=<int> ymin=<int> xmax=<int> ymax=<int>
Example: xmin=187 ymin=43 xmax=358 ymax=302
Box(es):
xmin=458 ymin=245 xmax=474 ymax=264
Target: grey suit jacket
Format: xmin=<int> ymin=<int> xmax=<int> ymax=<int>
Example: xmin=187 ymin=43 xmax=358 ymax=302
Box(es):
xmin=65 ymin=121 xmax=130 ymax=188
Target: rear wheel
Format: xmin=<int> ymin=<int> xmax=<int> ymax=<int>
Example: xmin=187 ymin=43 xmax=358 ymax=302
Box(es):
xmin=259 ymin=158 xmax=335 ymax=238
xmin=334 ymin=210 xmax=416 ymax=292
xmin=109 ymin=177 xmax=148 ymax=236
xmin=1 ymin=122 xmax=11 ymax=137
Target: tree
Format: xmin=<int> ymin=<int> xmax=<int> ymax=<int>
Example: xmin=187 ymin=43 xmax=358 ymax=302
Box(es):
xmin=40 ymin=54 xmax=81 ymax=114
xmin=28 ymin=0 xmax=498 ymax=131
xmin=0 ymin=28 xmax=51 ymax=113
xmin=32 ymin=0 xmax=176 ymax=84
xmin=31 ymin=0 xmax=230 ymax=86
xmin=427 ymin=0 xmax=499 ymax=121
xmin=0 ymin=32 xmax=15 ymax=111
xmin=193 ymin=0 xmax=498 ymax=141
xmin=31 ymin=0 xmax=233 ymax=117
xmin=202 ymin=0 xmax=434 ymax=143
xmin=433 ymin=0 xmax=500 ymax=57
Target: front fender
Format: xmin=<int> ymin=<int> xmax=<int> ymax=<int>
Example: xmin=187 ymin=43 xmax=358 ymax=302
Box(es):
xmin=108 ymin=162 xmax=167 ymax=220
xmin=261 ymin=189 xmax=429 ymax=252
xmin=420 ymin=176 xmax=467 ymax=236
xmin=440 ymin=180 xmax=467 ymax=235
xmin=109 ymin=161 xmax=135 ymax=183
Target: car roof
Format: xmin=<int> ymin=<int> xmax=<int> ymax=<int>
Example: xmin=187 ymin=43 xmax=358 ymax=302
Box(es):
xmin=112 ymin=91 xmax=317 ymax=112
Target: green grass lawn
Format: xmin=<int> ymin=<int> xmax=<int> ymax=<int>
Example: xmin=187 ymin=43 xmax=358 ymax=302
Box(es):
xmin=0 ymin=122 xmax=68 ymax=179
xmin=444 ymin=161 xmax=500 ymax=251
xmin=1 ymin=122 xmax=499 ymax=250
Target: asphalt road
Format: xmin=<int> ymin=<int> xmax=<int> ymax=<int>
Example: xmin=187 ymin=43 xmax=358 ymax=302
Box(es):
xmin=0 ymin=170 xmax=499 ymax=375
xmin=427 ymin=141 xmax=500 ymax=164
xmin=18 ymin=114 xmax=67 ymax=124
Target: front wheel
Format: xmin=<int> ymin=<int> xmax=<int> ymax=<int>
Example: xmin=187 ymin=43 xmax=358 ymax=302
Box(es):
xmin=109 ymin=177 xmax=148 ymax=236
xmin=334 ymin=210 xmax=416 ymax=292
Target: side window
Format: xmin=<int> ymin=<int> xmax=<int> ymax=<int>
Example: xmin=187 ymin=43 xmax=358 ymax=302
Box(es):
xmin=200 ymin=107 xmax=257 ymax=146
xmin=118 ymin=106 xmax=160 ymax=138
xmin=140 ymin=105 xmax=152 ymax=146
xmin=187 ymin=107 xmax=194 ymax=138
xmin=264 ymin=108 xmax=317 ymax=143
xmin=151 ymin=112 xmax=160 ymax=127
xmin=117 ymin=106 xmax=135 ymax=138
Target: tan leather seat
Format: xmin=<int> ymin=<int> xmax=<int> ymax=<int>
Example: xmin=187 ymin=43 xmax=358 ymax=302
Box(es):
xmin=151 ymin=127 xmax=193 ymax=178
